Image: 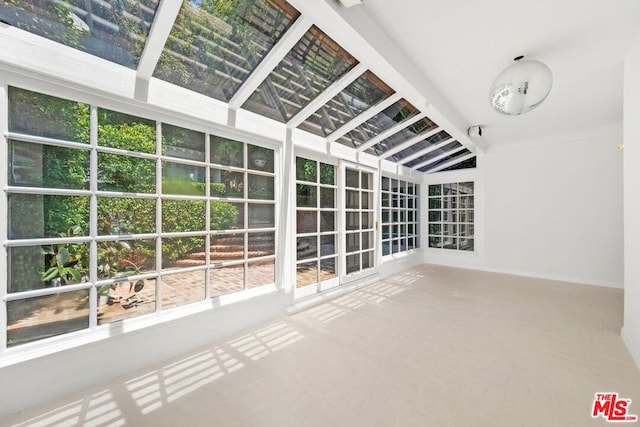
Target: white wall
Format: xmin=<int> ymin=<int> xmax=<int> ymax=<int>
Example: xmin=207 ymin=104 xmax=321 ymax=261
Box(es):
xmin=425 ymin=126 xmax=624 ymax=288
xmin=622 ymin=31 xmax=640 ymax=367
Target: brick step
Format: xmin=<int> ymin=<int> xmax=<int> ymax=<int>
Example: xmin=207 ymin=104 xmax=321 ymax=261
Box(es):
xmin=213 ymin=235 xmax=274 ymax=245
xmin=185 ymin=251 xmax=273 ymax=260
xmin=173 ymin=258 xmax=274 ymax=268
xmin=210 ymin=243 xmax=274 ymax=252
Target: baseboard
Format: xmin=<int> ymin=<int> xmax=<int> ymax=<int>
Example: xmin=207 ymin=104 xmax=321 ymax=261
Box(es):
xmin=621 ymin=326 xmax=640 ymax=370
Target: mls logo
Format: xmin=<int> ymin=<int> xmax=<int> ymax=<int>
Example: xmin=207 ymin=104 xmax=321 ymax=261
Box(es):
xmin=592 ymin=393 xmax=638 ymax=422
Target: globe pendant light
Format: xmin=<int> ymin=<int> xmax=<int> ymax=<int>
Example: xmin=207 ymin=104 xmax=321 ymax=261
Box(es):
xmin=489 ymin=56 xmax=552 ymax=115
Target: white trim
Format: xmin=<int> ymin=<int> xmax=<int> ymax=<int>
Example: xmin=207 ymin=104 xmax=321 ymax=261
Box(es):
xmin=136 ymin=0 xmax=183 ymax=80
xmin=392 ymin=137 xmax=453 ymax=166
xmin=287 ymin=63 xmax=367 ymax=129
xmin=0 ymin=78 xmax=8 ymax=353
xmin=327 ymin=92 xmax=402 ymax=142
xmin=424 ymin=151 xmax=475 ymax=174
xmin=228 ymin=16 xmax=313 ymax=111
xmin=410 ymin=145 xmax=467 ymax=171
xmin=89 ymin=105 xmax=99 ymax=329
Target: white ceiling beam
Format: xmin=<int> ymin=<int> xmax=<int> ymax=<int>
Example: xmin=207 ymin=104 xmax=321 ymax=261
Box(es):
xmin=356 ymin=112 xmax=427 ymax=152
xmin=327 ymin=92 xmax=402 ymax=142
xmin=392 ymin=137 xmax=454 ymax=166
xmin=228 ymin=15 xmax=312 ymax=111
xmin=410 ymin=145 xmax=467 ymax=171
xmin=379 ymin=126 xmax=442 ymax=159
xmin=136 ymin=0 xmax=183 ymax=80
xmin=425 ymin=152 xmax=476 ymax=174
xmin=287 ymin=62 xmax=367 ymax=129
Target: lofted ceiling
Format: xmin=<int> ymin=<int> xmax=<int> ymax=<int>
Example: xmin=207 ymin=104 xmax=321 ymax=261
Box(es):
xmin=352 ymin=0 xmax=640 ymax=148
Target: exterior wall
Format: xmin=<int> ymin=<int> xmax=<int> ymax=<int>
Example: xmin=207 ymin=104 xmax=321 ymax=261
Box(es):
xmin=622 ymin=31 xmax=640 ymax=367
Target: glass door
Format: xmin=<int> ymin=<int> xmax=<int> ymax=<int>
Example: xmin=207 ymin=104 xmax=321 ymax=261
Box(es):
xmin=342 ymin=164 xmax=377 ymax=282
xmin=295 ymin=156 xmax=339 ymax=298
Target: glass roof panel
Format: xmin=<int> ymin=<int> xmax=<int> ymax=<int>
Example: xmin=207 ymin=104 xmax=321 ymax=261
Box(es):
xmin=403 ymin=140 xmax=461 ymax=168
xmin=370 ymin=116 xmax=438 ymax=156
xmin=1 ymin=0 xmax=159 ymax=68
xmin=336 ymin=99 xmax=419 ymax=148
xmin=297 ymin=71 xmax=394 ymax=137
xmin=418 ymin=149 xmax=472 ymax=172
xmin=242 ymin=25 xmax=359 ymax=122
xmin=154 ymin=0 xmax=300 ymax=102
xmin=442 ymin=156 xmax=476 ymax=172
xmin=386 ymin=130 xmax=451 ymax=163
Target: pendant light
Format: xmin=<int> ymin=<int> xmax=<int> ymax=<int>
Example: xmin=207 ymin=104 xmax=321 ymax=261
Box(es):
xmin=489 ymin=56 xmax=552 ymax=115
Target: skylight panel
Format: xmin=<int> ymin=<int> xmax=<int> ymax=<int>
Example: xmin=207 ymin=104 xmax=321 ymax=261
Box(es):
xmin=403 ymin=140 xmax=461 ymax=168
xmin=370 ymin=116 xmax=438 ymax=155
xmin=242 ymin=25 xmax=358 ymax=122
xmin=298 ymin=71 xmax=394 ymax=137
xmin=418 ymin=149 xmax=472 ymax=172
xmin=336 ymin=99 xmax=419 ymax=148
xmin=1 ymin=0 xmax=159 ymax=68
xmin=153 ymin=0 xmax=300 ymax=102
xmin=385 ymin=130 xmax=451 ymax=162
xmin=441 ymin=156 xmax=477 ymax=171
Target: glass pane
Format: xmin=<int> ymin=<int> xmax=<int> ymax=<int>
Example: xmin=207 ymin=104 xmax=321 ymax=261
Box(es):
xmin=346 ymin=212 xmax=360 ymax=230
xmin=381 ymin=192 xmax=389 ymax=207
xmin=382 ymin=225 xmax=390 ymax=240
xmin=297 ymin=261 xmax=318 ymax=288
xmin=9 ymin=141 xmax=89 ymax=189
xmin=163 ymin=200 xmax=206 ymax=232
xmin=338 ymin=99 xmax=419 ymax=148
xmin=319 ymin=257 xmax=337 ymax=281
xmin=460 ymin=196 xmax=475 ymax=209
xmin=403 ymin=140 xmax=461 ymax=168
xmin=212 ymin=202 xmax=244 ymax=231
xmin=211 ymin=137 xmax=244 ymax=168
xmin=211 ymin=265 xmax=244 ymax=297
xmin=154 ymin=0 xmax=300 ymax=101
xmin=211 ymin=169 xmax=245 ymax=198
xmin=248 ymin=232 xmax=275 ymax=258
xmin=162 ymin=236 xmax=206 ymax=269
xmin=428 ymin=198 xmax=441 ymax=209
xmin=9 ymin=243 xmax=89 ymax=293
xmin=392 ymin=239 xmax=399 ymax=254
xmin=211 ymin=233 xmax=245 ymax=264
xmin=443 ymin=238 xmax=457 ymax=250
xmin=320 ymin=188 xmax=335 ymax=208
xmin=248 ymin=259 xmax=276 ymax=288
xmin=442 ymin=157 xmax=477 ymax=172
xmin=163 ymin=124 xmax=205 ymax=162
xmin=9 ymin=194 xmax=89 ymax=239
xmin=2 ymin=0 xmax=159 ymax=67
xmin=388 ymin=131 xmax=453 ymax=163
xmin=319 ymin=163 xmax=335 ymax=185
xmin=361 ymin=173 xmax=371 ymax=190
xmin=297 ymin=237 xmax=317 ymax=261
xmin=429 ymin=236 xmax=442 ymax=248
xmin=371 ymin=116 xmax=439 ymax=155
xmin=382 ymin=209 xmax=390 ymax=224
xmin=9 ymin=87 xmax=90 ymax=142
xmin=362 ymin=232 xmax=373 ymax=250
xmin=442 ymin=210 xmax=457 ymax=222
xmin=98 ymin=153 xmax=155 ymax=193
xmin=163 ymin=162 xmax=205 ymax=196
xmin=7 ymin=290 xmax=89 ymax=347
xmin=362 ymin=251 xmax=373 ymax=270
xmin=98 ymin=110 xmax=156 ymax=154
xmin=382 ymin=242 xmax=390 ymax=256
xmin=299 ymin=71 xmax=393 ymax=136
xmin=320 ymin=234 xmax=336 ymax=256
xmin=419 ymin=149 xmax=472 ymax=173
xmin=460 ymin=239 xmax=475 ymax=251
xmin=248 ymin=203 xmax=275 ymax=229
xmin=297 ymin=211 xmax=317 ymax=234
xmin=361 ymin=212 xmax=371 ymax=230
xmin=161 ymin=271 xmax=205 ymax=310
xmin=296 ymin=185 xmax=317 ymax=207
xmin=346 ymin=254 xmax=360 ymax=274
xmin=346 ymin=190 xmax=359 ymax=209
xmin=243 ymin=26 xmax=359 ymax=122
xmin=460 ymin=224 xmax=475 ymax=238
xmin=444 ymin=224 xmax=458 ymax=236
xmin=460 ymin=182 xmax=475 ymax=194
xmin=361 ymin=192 xmax=371 ymax=209
xmin=98 ymin=278 xmax=157 ymax=324
xmin=320 ymin=211 xmax=335 ymax=232
xmin=346 ymin=233 xmax=360 ymax=253
xmin=346 ymin=169 xmax=359 ymax=188
xmin=248 ymin=175 xmax=274 ymax=200
xmin=98 ymin=198 xmax=156 ymax=235
xmin=97 ymin=239 xmax=155 ymax=279
xmin=296 ymin=158 xmax=317 ymax=182
xmin=248 ymin=145 xmax=274 ymax=173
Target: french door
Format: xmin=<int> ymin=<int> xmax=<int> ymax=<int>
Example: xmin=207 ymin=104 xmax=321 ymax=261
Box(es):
xmin=342 ymin=163 xmax=377 ymax=283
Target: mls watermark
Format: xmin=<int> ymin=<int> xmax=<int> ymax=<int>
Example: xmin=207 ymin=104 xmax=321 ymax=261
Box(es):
xmin=592 ymin=393 xmax=638 ymax=422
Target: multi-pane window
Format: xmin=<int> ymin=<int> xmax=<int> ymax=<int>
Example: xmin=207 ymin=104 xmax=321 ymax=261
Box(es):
xmin=427 ymin=182 xmax=474 ymax=251
xmin=381 ymin=177 xmax=420 ymax=256
xmin=345 ymin=169 xmax=375 ymax=274
xmin=4 ymin=87 xmax=276 ymax=347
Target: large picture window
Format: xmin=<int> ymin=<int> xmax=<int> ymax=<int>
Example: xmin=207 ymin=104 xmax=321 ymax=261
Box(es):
xmin=4 ymin=87 xmax=276 ymax=347
xmin=381 ymin=177 xmax=420 ymax=256
xmin=427 ymin=182 xmax=474 ymax=251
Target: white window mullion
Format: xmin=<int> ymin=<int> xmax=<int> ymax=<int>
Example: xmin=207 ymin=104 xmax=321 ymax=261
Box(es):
xmin=380 ymin=127 xmax=443 ymax=159
xmin=0 ymin=79 xmax=9 ymax=352
xmin=89 ymin=105 xmax=99 ymax=329
xmin=327 ymin=93 xmax=402 ymax=142
xmin=204 ymin=133 xmax=211 ymax=299
xmin=155 ymin=122 xmax=163 ymax=312
xmin=411 ymin=145 xmax=467 ymax=171
xmin=393 ymin=137 xmax=453 ymax=166
xmin=426 ymin=152 xmax=476 ymax=174
xmin=356 ymin=112 xmax=427 ymax=152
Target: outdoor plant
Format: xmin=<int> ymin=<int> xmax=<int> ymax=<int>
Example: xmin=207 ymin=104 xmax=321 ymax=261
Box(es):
xmin=40 ymin=225 xmax=88 ymax=286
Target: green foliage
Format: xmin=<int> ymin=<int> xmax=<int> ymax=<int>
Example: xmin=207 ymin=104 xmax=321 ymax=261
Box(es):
xmin=211 ymin=183 xmax=226 ymax=196
xmin=40 ymin=226 xmax=88 ymax=285
xmin=211 ymin=201 xmax=239 ymax=231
